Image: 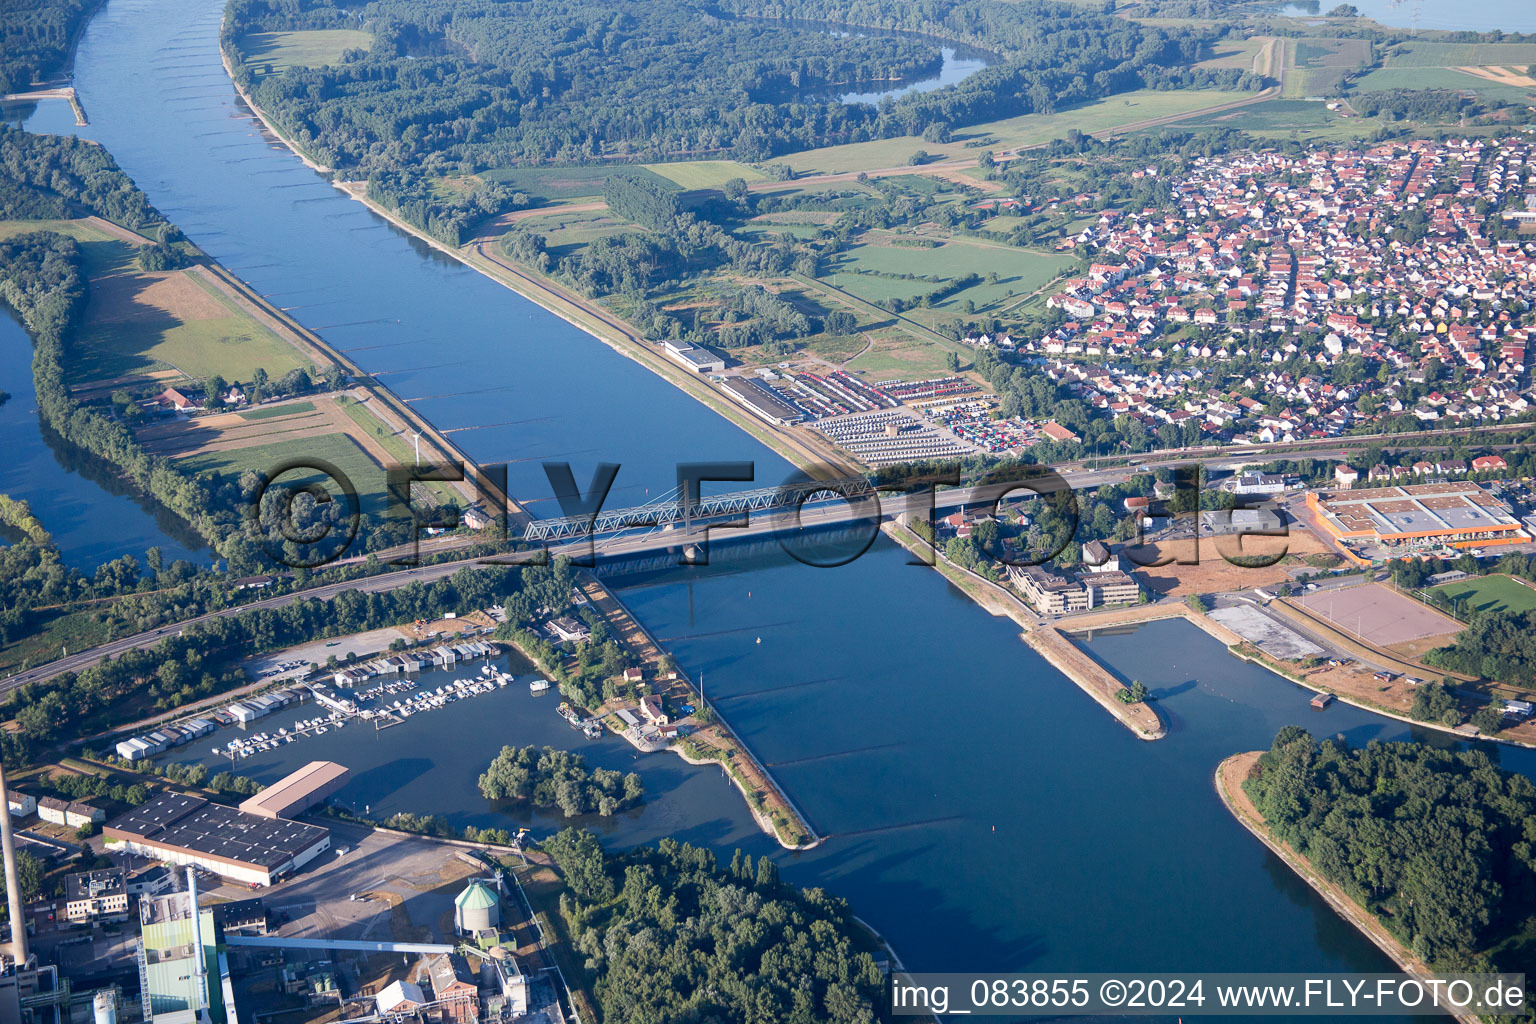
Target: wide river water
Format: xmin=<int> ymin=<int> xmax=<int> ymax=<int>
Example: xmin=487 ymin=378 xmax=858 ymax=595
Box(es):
xmin=10 ymin=0 xmax=1536 ymax=1013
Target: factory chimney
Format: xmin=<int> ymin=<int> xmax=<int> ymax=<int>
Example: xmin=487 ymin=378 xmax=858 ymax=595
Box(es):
xmin=186 ymin=868 xmax=207 ymax=1012
xmin=0 ymin=761 xmax=30 ymax=965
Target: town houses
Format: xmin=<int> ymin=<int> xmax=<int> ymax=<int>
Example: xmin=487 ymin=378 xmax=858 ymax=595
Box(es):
xmin=1011 ymin=137 xmax=1536 ymax=447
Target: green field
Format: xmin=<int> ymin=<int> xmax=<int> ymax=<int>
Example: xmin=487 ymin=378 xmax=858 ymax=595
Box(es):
xmin=238 ymin=401 xmax=315 ymax=420
xmin=182 ymin=432 xmax=394 ymax=514
xmin=1378 ymin=42 xmax=1536 ymax=68
xmin=481 ymin=165 xmax=673 ymax=201
xmin=642 ymin=160 xmax=765 ymax=190
xmin=333 ymin=396 xmax=459 ymax=505
xmin=0 ymin=219 xmax=139 ymax=277
xmin=1196 ymin=37 xmax=1266 ymax=72
xmin=1349 ymin=66 xmax=1536 ymax=102
xmin=0 ymin=219 xmax=311 ymax=384
xmin=821 ymin=237 xmax=1074 ymax=314
xmin=70 ymin=270 xmax=312 ymax=384
xmin=507 ymin=209 xmax=640 ymax=252
xmin=1433 ymin=575 xmax=1536 ymax=617
xmin=1171 ymin=98 xmax=1371 ymax=141
xmin=779 ymin=89 xmax=1247 ymax=174
xmin=843 ymin=328 xmax=963 ymax=378
xmin=1284 ymin=37 xmax=1371 ymax=98
xmin=240 ymin=30 xmax=372 ymax=73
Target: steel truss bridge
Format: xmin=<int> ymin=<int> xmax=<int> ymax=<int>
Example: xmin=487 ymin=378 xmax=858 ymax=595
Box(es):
xmin=521 ymin=476 xmax=875 ymax=542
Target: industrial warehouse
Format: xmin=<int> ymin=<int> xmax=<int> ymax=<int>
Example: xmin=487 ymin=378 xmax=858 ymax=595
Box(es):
xmin=1306 ymin=482 xmax=1527 ymax=555
xmin=237 ymin=761 xmax=350 ymax=820
xmin=104 ymin=787 xmax=332 ymax=888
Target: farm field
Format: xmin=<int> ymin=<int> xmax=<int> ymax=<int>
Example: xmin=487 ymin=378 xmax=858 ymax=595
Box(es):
xmin=2 ymin=217 xmax=313 ymax=384
xmin=1196 ymin=37 xmax=1267 ymax=71
xmin=510 ymin=209 xmax=640 ymax=252
xmin=779 ymin=89 xmax=1247 ymax=174
xmin=70 ymin=266 xmax=313 ymax=384
xmin=843 ymin=326 xmax=967 ymax=379
xmin=642 ymin=160 xmax=765 ymax=189
xmin=1349 ymin=66 xmax=1536 ymax=102
xmin=480 ymin=165 xmax=673 ymax=202
xmin=0 ymin=218 xmax=141 ymax=278
xmin=821 ymin=237 xmax=1073 ymax=314
xmin=1377 ymin=41 xmax=1536 ymax=67
xmin=239 ymin=29 xmax=372 ymax=72
xmin=181 ymin=432 xmax=393 ymax=514
xmin=1285 ymin=37 xmax=1371 ymax=98
xmin=1433 ymin=574 xmax=1536 ymax=617
xmin=1170 ymin=98 xmax=1372 ymax=141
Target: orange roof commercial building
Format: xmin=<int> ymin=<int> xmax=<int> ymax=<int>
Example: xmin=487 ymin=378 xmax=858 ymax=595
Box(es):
xmin=1307 ymin=482 xmax=1526 ymax=553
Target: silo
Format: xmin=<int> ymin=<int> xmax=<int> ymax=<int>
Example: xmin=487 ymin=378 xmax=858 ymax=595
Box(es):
xmin=93 ymin=990 xmax=118 ymax=1024
xmin=453 ymin=881 xmax=500 ymax=935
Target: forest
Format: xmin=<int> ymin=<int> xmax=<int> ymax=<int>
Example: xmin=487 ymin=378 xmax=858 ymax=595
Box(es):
xmin=1427 ymin=608 xmax=1536 ymax=686
xmin=223 ymin=0 xmax=1243 ymax=181
xmin=477 ymin=743 xmax=642 ymax=817
xmin=544 ymin=828 xmax=887 ymax=1024
xmin=1243 ymin=728 xmax=1536 ymax=971
xmin=0 ymin=0 xmax=102 ymax=94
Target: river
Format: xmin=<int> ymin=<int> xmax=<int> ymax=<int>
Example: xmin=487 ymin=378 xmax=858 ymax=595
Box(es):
xmin=1272 ymin=0 xmax=1536 ymax=33
xmin=0 ymin=312 xmax=209 ymax=567
xmin=14 ymin=0 xmax=1535 ymax=1010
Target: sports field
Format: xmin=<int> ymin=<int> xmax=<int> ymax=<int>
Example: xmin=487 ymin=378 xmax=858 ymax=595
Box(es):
xmin=1295 ymin=582 xmax=1463 ymax=646
xmin=1433 ymin=574 xmax=1536 ymax=617
xmin=239 ymin=30 xmax=372 ymax=72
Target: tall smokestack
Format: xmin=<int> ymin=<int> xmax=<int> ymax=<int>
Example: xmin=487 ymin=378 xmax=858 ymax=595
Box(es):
xmin=186 ymin=868 xmax=207 ymax=1011
xmin=0 ymin=761 xmax=29 ymax=965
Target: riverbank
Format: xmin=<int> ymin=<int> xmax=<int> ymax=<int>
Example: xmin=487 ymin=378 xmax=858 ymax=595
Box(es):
xmin=1214 ymin=753 xmax=1481 ymax=1024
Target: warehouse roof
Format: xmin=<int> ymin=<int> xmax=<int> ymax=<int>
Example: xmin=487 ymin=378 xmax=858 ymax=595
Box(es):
xmin=238 ymin=761 xmax=349 ymax=819
xmin=106 ymin=791 xmax=329 ymax=870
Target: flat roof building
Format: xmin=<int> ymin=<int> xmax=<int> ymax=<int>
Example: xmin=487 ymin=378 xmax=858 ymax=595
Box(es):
xmin=105 ymin=791 xmax=330 ymax=887
xmin=721 ymin=376 xmax=805 ymax=426
xmin=63 ymin=867 xmax=128 ymax=925
xmin=238 ymin=761 xmax=349 ymax=820
xmin=662 ymin=340 xmax=726 ymax=374
xmin=1307 ymin=482 xmax=1525 ymax=552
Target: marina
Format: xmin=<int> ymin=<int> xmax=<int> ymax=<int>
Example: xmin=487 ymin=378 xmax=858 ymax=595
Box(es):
xmin=210 ymin=665 xmax=517 ymax=761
